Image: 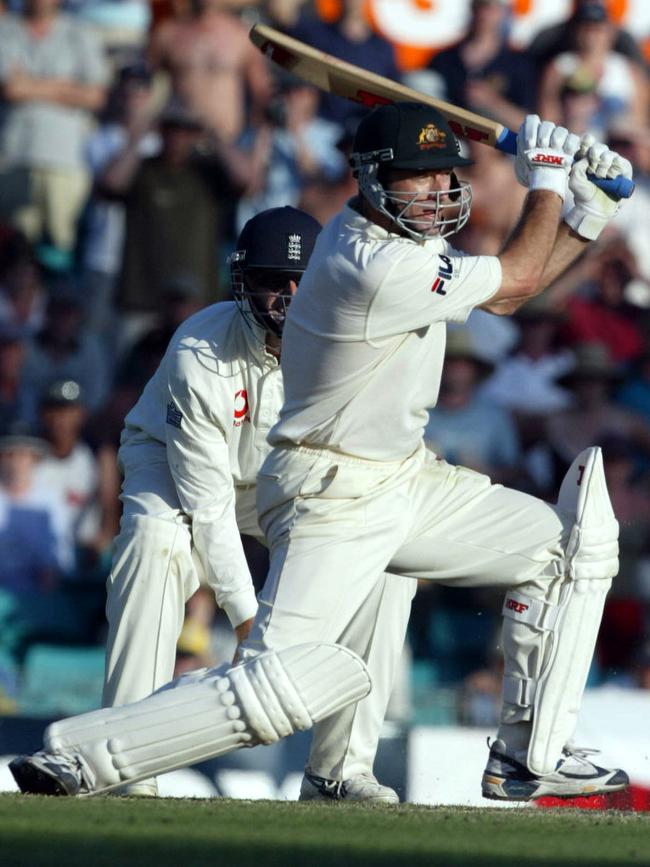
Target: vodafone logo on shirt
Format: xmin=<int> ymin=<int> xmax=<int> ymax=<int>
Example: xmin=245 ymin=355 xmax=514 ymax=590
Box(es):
xmin=233 ymin=389 xmax=250 ymax=426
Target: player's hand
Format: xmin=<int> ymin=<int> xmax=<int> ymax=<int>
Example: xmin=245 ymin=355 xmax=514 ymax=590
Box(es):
xmin=231 ymin=616 xmax=255 ymax=664
xmin=565 ymin=146 xmax=633 ymax=240
xmin=515 ymin=114 xmax=581 ymax=200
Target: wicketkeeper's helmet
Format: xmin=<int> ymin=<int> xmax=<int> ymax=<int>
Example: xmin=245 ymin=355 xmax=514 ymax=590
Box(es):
xmin=350 ymin=102 xmax=473 ymax=241
xmin=229 ymin=206 xmax=321 ymax=337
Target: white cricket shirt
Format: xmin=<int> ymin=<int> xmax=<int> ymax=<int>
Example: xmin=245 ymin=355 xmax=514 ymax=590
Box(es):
xmin=122 ymin=302 xmax=283 ymax=626
xmin=271 ymin=203 xmax=501 ymax=461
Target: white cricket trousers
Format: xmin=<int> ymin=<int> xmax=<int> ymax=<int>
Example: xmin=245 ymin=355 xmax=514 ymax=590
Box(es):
xmin=103 ymin=438 xmax=413 ymax=780
xmin=244 ymin=441 xmax=570 ymax=746
xmin=103 ymin=439 xmax=201 ymax=708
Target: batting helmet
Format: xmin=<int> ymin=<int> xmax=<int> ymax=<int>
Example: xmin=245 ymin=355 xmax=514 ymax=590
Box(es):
xmin=350 ymin=102 xmax=473 ymax=240
xmin=229 ymin=207 xmax=321 ymax=338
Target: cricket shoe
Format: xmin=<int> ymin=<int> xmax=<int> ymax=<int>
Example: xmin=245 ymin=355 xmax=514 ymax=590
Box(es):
xmin=481 ymin=739 xmax=629 ymax=801
xmin=10 ymin=750 xmax=88 ymax=796
xmin=299 ymin=769 xmax=399 ymax=804
xmin=115 ymin=779 xmax=159 ymax=798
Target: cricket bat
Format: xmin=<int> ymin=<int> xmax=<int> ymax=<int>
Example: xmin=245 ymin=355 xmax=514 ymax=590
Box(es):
xmin=249 ymin=23 xmax=634 ymax=199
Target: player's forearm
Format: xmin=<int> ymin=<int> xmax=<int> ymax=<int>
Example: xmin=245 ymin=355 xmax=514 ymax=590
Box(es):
xmin=485 ymin=191 xmax=563 ymax=313
xmin=191 ymin=518 xmax=258 ymax=627
xmin=539 ymin=220 xmax=589 ymax=289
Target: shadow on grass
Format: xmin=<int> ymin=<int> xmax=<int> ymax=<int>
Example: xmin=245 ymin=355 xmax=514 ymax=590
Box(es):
xmin=2 ymin=833 xmax=646 ymax=867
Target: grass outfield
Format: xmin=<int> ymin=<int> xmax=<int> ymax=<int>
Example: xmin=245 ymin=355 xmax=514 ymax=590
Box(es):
xmin=2 ymin=795 xmax=650 ymax=867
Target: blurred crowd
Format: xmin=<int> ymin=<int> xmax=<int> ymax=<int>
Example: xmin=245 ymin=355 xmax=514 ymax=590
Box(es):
xmin=0 ymin=0 xmax=649 ymax=724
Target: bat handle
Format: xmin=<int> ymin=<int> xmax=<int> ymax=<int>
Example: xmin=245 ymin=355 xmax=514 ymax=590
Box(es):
xmin=495 ymin=127 xmax=635 ymax=200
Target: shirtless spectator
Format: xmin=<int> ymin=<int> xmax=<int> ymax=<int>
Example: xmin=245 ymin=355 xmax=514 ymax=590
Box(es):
xmin=149 ymin=0 xmax=272 ymax=142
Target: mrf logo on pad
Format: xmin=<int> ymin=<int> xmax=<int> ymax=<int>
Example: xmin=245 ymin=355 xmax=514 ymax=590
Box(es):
xmin=505 ymin=598 xmax=529 ymax=614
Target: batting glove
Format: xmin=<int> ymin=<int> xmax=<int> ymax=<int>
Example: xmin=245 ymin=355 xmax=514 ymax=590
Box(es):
xmin=515 ymin=115 xmax=581 ymax=200
xmin=564 ymin=143 xmax=633 ymax=240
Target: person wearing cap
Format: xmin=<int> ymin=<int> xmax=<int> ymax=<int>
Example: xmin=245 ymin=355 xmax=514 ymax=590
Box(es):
xmin=222 ymin=102 xmax=634 ymax=803
xmin=34 ymin=379 xmax=119 ymax=579
xmin=98 ymin=205 xmax=411 ymax=802
xmin=100 ymin=94 xmax=244 ymax=323
xmin=0 ymin=419 xmax=62 ymax=597
xmin=538 ymin=2 xmax=647 ymax=132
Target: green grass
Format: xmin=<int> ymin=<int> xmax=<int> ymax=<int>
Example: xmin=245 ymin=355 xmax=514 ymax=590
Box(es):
xmin=2 ymin=794 xmax=649 ymax=867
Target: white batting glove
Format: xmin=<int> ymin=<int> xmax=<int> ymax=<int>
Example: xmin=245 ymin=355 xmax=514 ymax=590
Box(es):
xmin=515 ymin=115 xmax=581 ymax=200
xmin=564 ymin=144 xmax=633 ymax=240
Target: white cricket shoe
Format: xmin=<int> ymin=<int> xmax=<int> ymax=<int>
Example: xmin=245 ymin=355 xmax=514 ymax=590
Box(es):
xmin=116 ymin=778 xmax=159 ymax=797
xmin=10 ymin=750 xmax=88 ymax=796
xmin=299 ymin=769 xmax=399 ymax=804
xmin=481 ymin=739 xmax=629 ymax=801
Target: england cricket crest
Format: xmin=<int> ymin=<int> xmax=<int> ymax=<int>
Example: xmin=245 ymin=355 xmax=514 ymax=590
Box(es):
xmin=287 ymin=233 xmax=302 ymax=261
xmin=418 ymin=123 xmax=447 ymax=150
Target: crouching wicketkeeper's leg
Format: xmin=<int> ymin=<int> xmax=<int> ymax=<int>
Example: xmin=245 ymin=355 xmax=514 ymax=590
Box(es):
xmin=483 ymin=446 xmax=629 ymax=800
xmin=10 ymin=643 xmax=371 ymax=796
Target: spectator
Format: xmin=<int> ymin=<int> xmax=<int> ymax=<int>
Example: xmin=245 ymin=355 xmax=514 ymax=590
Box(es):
xmin=543 ymin=342 xmax=650 ymax=489
xmin=21 ymin=284 xmax=111 ymax=414
xmin=426 ymin=0 xmax=536 ymax=132
xmin=424 ymin=328 xmax=521 ymax=485
xmin=617 ymin=352 xmax=650 ymax=426
xmin=0 ymin=230 xmax=47 ymax=336
xmin=0 ymin=323 xmax=34 ymax=426
xmin=117 ymin=273 xmax=206 ymax=391
xmin=538 ymin=2 xmax=648 ymax=132
xmin=481 ymin=295 xmax=574 ymax=417
xmin=457 ymin=142 xmax=527 ymax=257
xmin=599 ymin=434 xmax=650 ymax=599
xmin=607 ymin=119 xmax=650 ymax=283
xmin=297 ymin=120 xmax=358 ymax=226
xmin=0 ymin=0 xmax=110 ymax=268
xmin=33 ymin=379 xmax=119 ymax=578
xmin=81 ymin=60 xmax=161 ymax=349
xmin=0 ymin=419 xmax=61 ymax=595
xmin=149 ymin=0 xmax=272 ymax=143
xmin=632 ymin=642 xmax=650 ymax=690
xmin=263 ymin=0 xmax=309 ymax=29
xmin=556 ymin=68 xmax=608 ymax=139
xmin=559 ymin=238 xmax=645 ymax=365
xmin=101 ymin=97 xmax=243 ymax=338
xmin=235 ymin=73 xmax=347 ymax=232
xmin=527 ymin=0 xmax=648 ymax=74
xmin=291 ymin=0 xmax=400 ymax=126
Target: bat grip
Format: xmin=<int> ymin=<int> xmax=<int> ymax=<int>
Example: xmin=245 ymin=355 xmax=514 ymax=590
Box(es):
xmin=495 ymin=127 xmax=635 ymax=200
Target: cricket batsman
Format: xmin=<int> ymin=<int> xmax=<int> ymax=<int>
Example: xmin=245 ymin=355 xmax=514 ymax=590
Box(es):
xmin=11 ymin=105 xmax=632 ymax=802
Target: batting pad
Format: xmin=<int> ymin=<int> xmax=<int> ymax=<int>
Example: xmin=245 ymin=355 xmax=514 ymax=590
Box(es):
xmin=45 ymin=643 xmax=371 ymax=795
xmin=526 ymin=447 xmax=618 ymax=776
